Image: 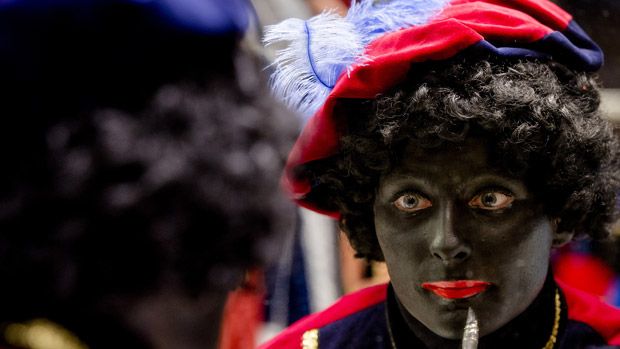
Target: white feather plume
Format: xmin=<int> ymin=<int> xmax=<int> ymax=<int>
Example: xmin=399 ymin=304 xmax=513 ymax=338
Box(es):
xmin=264 ymin=0 xmax=450 ymax=119
xmin=348 ymin=0 xmax=451 ymax=45
xmin=265 ymin=12 xmax=363 ymax=119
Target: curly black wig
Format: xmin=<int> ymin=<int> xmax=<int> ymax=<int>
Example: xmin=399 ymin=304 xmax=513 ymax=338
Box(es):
xmin=302 ymin=57 xmax=620 ymax=261
xmin=0 ymin=30 xmax=297 ymax=349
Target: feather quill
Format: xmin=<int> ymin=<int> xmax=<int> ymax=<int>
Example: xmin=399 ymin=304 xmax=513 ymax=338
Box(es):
xmin=264 ymin=0 xmax=450 ymax=119
xmin=265 ymin=12 xmax=363 ymax=119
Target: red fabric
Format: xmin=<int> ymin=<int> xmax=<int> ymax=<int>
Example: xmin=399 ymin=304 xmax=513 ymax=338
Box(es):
xmin=557 ymin=278 xmax=620 ymax=345
xmin=438 ymin=2 xmax=554 ymax=42
xmin=553 ymin=252 xmax=615 ymax=298
xmin=449 ymin=0 xmax=571 ymax=30
xmin=258 ymin=284 xmax=388 ymax=349
xmin=260 ymin=280 xmax=620 ymax=348
xmin=219 ymin=271 xmax=264 ymax=349
xmin=283 ymin=0 xmax=574 ymax=216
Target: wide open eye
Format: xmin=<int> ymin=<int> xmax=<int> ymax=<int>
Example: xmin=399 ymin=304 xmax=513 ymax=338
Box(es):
xmin=468 ymin=190 xmax=514 ymax=210
xmin=393 ymin=193 xmax=432 ymax=212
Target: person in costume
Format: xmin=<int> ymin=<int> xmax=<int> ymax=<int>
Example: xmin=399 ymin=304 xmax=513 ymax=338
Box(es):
xmin=0 ymin=1 xmax=296 ymax=348
xmin=261 ymin=0 xmax=620 ymax=348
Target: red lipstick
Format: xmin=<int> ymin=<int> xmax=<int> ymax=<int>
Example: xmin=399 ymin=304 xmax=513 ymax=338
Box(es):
xmin=422 ymin=280 xmax=491 ymax=299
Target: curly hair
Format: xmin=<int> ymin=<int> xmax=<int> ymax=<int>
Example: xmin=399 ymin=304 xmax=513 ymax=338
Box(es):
xmin=302 ymin=57 xmax=620 ymax=261
xmin=0 ymin=45 xmax=297 ymax=347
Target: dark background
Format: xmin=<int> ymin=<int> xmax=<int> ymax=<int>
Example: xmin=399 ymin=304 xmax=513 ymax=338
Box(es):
xmin=554 ymin=0 xmax=620 ymax=88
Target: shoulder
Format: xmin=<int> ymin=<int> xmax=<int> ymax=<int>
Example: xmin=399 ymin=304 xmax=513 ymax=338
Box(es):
xmin=558 ymin=278 xmax=620 ymax=345
xmin=316 ymin=301 xmax=389 ymax=349
xmin=259 ymin=284 xmax=388 ymax=349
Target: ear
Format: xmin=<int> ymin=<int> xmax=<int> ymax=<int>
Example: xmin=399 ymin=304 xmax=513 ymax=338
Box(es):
xmin=551 ymin=218 xmax=574 ymax=248
xmin=552 ymin=231 xmax=574 ymax=247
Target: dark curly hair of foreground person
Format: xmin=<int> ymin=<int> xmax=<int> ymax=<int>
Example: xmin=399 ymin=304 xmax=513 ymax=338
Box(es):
xmin=302 ymin=57 xmax=620 ymax=261
xmin=0 ymin=38 xmax=296 ymax=349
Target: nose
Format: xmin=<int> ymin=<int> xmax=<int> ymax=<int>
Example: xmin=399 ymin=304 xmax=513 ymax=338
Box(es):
xmin=429 ymin=203 xmax=471 ymax=264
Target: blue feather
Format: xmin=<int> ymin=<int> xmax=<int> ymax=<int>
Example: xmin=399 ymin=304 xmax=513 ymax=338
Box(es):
xmin=265 ymin=0 xmax=450 ymax=120
xmin=348 ymin=0 xmax=450 ymax=44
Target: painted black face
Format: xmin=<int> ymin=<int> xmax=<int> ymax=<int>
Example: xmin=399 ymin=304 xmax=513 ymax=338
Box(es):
xmin=373 ymin=137 xmax=556 ymax=339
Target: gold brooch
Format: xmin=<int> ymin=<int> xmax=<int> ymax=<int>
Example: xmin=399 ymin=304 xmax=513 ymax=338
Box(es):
xmin=301 ymin=328 xmax=319 ymax=349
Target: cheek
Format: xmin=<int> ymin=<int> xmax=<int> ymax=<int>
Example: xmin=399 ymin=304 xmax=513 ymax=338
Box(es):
xmin=374 ymin=209 xmax=430 ymax=281
xmin=500 ymin=217 xmax=554 ymax=282
xmin=476 ymin=215 xmax=554 ymax=263
xmin=375 ymin=224 xmax=427 ymax=263
xmin=471 ymin=215 xmax=554 ymax=312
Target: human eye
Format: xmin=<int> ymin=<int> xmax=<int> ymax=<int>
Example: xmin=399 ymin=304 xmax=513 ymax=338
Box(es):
xmin=393 ymin=192 xmax=432 ymax=212
xmin=468 ymin=189 xmax=514 ymax=210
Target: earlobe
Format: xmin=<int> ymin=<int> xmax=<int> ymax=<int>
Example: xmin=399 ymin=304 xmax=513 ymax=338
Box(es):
xmin=552 ymin=231 xmax=574 ymax=247
xmin=551 ymin=219 xmax=574 ymax=247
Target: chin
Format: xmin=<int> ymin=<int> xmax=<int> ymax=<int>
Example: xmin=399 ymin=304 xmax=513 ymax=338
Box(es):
xmin=423 ymin=310 xmax=471 ymax=339
xmin=428 ymin=323 xmax=467 ymax=340
xmin=424 ymin=299 xmax=514 ymax=340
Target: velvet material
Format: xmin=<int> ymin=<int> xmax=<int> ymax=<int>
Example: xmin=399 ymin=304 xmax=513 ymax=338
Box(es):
xmin=559 ymin=279 xmax=620 ymax=345
xmin=0 ymin=0 xmax=248 ymax=117
xmin=0 ymin=0 xmax=251 ymax=35
xmin=258 ymin=284 xmax=387 ymax=349
xmin=319 ymin=302 xmax=389 ymax=349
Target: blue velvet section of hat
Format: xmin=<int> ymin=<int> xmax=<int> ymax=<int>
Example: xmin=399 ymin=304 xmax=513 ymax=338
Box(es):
xmin=0 ymin=0 xmax=251 ymax=35
xmin=0 ymin=0 xmax=251 ymax=115
xmin=465 ymin=20 xmax=603 ymax=72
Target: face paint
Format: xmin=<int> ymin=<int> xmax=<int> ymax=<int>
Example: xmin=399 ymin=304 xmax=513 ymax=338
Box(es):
xmin=373 ymin=137 xmax=555 ymax=339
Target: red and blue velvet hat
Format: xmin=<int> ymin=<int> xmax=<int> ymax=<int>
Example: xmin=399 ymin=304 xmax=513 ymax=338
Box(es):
xmin=265 ymin=0 xmax=604 ymax=218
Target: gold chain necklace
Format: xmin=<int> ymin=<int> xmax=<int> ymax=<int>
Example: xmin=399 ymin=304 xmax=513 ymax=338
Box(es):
xmin=542 ymin=289 xmax=561 ymax=349
xmin=386 ymin=289 xmax=561 ymax=349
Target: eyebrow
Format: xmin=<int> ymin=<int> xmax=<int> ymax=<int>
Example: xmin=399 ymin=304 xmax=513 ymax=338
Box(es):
xmin=379 ymin=172 xmax=529 ymax=199
xmin=457 ymin=174 xmax=529 ymax=198
xmin=378 ymin=174 xmax=438 ymax=197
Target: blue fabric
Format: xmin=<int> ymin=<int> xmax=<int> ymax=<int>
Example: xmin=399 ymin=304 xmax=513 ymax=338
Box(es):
xmin=463 ymin=20 xmax=603 ymax=72
xmin=318 ymin=302 xmax=389 ymax=349
xmin=0 ymin=0 xmax=251 ymax=119
xmin=609 ymin=278 xmax=620 ymax=307
xmin=263 ymin=212 xmax=311 ymax=327
xmin=560 ymin=21 xmax=604 ymax=70
xmin=287 ymin=224 xmax=311 ymax=325
xmin=0 ymin=0 xmax=251 ymax=35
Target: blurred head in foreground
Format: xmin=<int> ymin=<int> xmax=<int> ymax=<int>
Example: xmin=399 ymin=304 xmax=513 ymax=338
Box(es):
xmin=0 ymin=1 xmax=296 ymax=348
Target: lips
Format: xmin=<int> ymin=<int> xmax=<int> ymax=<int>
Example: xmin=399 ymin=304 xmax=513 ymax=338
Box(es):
xmin=422 ymin=280 xmax=491 ymax=299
